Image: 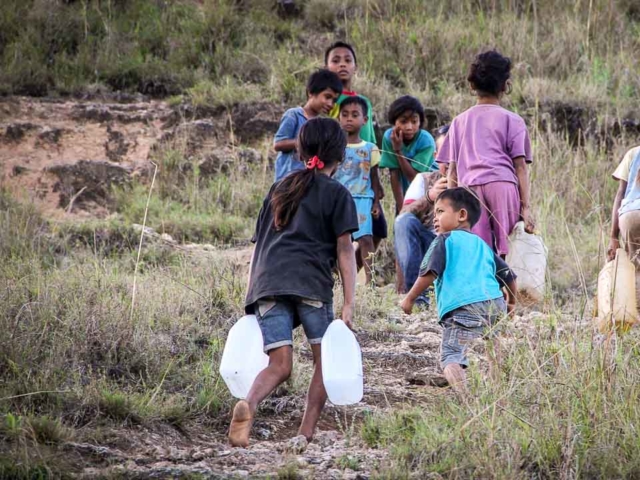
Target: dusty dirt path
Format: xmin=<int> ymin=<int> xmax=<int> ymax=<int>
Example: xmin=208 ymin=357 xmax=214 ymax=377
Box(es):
xmin=72 ymin=307 xmax=448 ymax=479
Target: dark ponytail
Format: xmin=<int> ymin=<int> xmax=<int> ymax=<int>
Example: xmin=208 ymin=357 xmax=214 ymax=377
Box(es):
xmin=271 ymin=118 xmax=346 ymax=230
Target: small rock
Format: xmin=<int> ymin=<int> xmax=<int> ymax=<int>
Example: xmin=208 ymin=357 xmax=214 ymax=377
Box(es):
xmin=406 ymin=371 xmax=449 ymax=388
xmin=37 ymin=127 xmax=65 ymax=145
xmin=11 ymin=165 xmax=29 ymax=176
xmin=191 ymin=448 xmax=215 ymax=461
xmin=217 ymin=450 xmax=232 ymax=457
xmin=286 ymin=434 xmax=308 ymax=454
xmin=328 ymin=468 xmax=342 ymax=479
xmin=3 ymin=122 xmax=38 ymax=142
xmin=296 ymin=456 xmax=308 ymax=468
xmin=160 ymin=233 xmax=175 ymax=244
xmin=232 ymin=470 xmax=249 ymax=477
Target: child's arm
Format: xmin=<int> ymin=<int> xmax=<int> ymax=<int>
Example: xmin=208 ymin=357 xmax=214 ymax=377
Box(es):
xmin=608 ymin=180 xmax=627 ymax=261
xmin=514 ymin=157 xmax=534 ymax=233
xmin=391 ymin=126 xmax=418 ymax=183
xmin=337 ymin=232 xmax=357 ymax=329
xmin=274 ymin=139 xmax=297 ymax=152
xmin=447 ymin=161 xmax=458 ymax=188
xmin=390 ymin=170 xmax=404 ymax=215
xmin=504 ymin=279 xmax=517 ymax=316
xmin=400 ymin=272 xmax=436 ymax=314
xmin=371 ymin=166 xmax=382 ymax=218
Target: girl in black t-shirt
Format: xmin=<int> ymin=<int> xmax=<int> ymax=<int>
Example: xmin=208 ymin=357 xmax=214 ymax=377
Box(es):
xmin=229 ymin=118 xmax=359 ymax=447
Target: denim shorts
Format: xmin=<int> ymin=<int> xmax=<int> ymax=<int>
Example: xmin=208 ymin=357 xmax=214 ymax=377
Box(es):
xmin=440 ymin=298 xmax=506 ymax=369
xmin=372 ymin=207 xmax=388 ymax=239
xmin=255 ymin=296 xmax=334 ymax=352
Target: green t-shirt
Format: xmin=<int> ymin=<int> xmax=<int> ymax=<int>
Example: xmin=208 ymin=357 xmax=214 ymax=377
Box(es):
xmin=379 ymin=128 xmax=436 ymax=191
xmin=329 ymin=92 xmax=377 ymax=145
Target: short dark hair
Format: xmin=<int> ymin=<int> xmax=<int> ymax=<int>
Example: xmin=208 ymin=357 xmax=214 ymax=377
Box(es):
xmin=467 ymin=49 xmax=512 ymax=96
xmin=339 ymin=96 xmax=368 ymax=116
xmin=307 ymin=69 xmax=343 ymax=96
xmin=388 ymin=95 xmax=425 ymax=128
xmin=324 ymin=41 xmax=357 ymax=66
xmin=436 ymin=124 xmax=450 ymax=139
xmin=436 ymin=188 xmax=482 ymax=227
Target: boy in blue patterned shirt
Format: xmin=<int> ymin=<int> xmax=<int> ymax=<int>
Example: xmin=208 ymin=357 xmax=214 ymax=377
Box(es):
xmin=273 ymin=69 xmax=343 ymax=181
xmin=333 ymin=96 xmax=381 ymax=284
xmin=401 ymin=188 xmax=517 ymax=394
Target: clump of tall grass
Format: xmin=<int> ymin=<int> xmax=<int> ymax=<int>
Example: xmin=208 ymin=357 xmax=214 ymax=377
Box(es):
xmin=363 ymin=313 xmax=640 ymax=478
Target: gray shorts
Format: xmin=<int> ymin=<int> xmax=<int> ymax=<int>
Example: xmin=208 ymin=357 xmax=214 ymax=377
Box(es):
xmin=255 ymin=296 xmax=334 ymax=352
xmin=440 ymin=298 xmax=507 ymax=369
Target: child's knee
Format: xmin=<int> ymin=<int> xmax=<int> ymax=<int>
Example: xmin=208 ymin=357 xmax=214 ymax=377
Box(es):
xmin=358 ymin=235 xmax=374 ymax=251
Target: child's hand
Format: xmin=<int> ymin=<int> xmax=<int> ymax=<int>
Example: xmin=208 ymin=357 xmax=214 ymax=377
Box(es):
xmin=521 ymin=206 xmax=536 ymax=234
xmin=391 ymin=126 xmax=403 ymax=152
xmin=607 ymin=238 xmax=620 ymax=261
xmin=372 ymin=202 xmax=381 ymax=219
xmin=400 ymin=296 xmax=414 ymax=315
xmin=428 ymin=177 xmax=448 ymax=202
xmin=341 ymin=304 xmax=354 ymax=330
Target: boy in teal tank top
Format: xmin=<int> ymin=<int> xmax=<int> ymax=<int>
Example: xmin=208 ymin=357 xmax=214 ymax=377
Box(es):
xmin=400 ymin=188 xmax=517 ymax=395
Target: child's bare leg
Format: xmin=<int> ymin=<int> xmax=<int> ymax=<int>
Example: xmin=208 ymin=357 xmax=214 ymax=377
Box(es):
xmin=354 ymin=243 xmax=363 ymax=271
xmin=357 ymin=235 xmax=375 ymax=284
xmin=229 ymin=346 xmax=292 ymax=447
xmin=443 ymin=363 xmax=468 ymax=396
xmin=298 ymin=343 xmax=327 ymax=442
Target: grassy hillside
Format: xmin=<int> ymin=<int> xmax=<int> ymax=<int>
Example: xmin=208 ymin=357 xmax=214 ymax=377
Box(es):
xmin=3 ymin=0 xmax=640 ymax=477
xmin=1 ymin=0 xmax=639 ymax=114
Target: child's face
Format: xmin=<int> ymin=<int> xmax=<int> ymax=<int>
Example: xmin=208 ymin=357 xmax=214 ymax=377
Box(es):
xmin=326 ymin=47 xmax=356 ymax=84
xmin=433 ymin=198 xmax=468 ymax=234
xmin=435 ymin=135 xmax=448 ymax=175
xmin=394 ymin=111 xmax=421 ymax=142
xmin=339 ymin=103 xmax=367 ymax=135
xmin=308 ymin=88 xmax=340 ymax=115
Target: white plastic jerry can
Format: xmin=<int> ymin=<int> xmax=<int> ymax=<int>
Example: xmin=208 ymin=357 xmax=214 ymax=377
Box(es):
xmin=219 ymin=315 xmax=270 ymax=399
xmin=321 ymin=320 xmax=363 ymax=405
xmin=597 ymin=248 xmax=638 ymax=334
xmin=506 ymin=221 xmax=548 ymax=302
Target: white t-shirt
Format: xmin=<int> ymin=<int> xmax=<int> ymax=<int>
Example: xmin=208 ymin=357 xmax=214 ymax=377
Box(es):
xmin=613 ymin=146 xmax=640 ymax=215
xmin=403 ymin=173 xmax=428 ymax=206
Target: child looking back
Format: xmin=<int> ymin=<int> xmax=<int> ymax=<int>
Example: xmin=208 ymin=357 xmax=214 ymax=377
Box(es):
xmin=229 ymin=118 xmax=358 ymax=447
xmin=379 ymin=96 xmax=437 ymax=215
xmin=437 ymin=50 xmax=534 ymax=256
xmin=401 ymin=188 xmax=517 ymax=394
xmin=324 ymin=41 xmax=388 ymax=255
xmin=273 ymin=69 xmax=343 ymax=181
xmin=333 ymin=96 xmax=381 ymax=284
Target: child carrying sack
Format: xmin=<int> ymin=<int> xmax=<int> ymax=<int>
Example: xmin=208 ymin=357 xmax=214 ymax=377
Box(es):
xmin=596 ymin=248 xmax=638 ymax=334
xmin=507 ymin=221 xmax=547 ymax=302
xmin=220 ymin=315 xmax=270 ymax=399
xmin=321 ymin=320 xmax=363 ymax=405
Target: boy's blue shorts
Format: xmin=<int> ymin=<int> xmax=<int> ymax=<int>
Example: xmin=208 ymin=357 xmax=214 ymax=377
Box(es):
xmin=439 ymin=298 xmax=506 ymax=368
xmin=353 ymin=197 xmax=373 ymax=240
xmin=255 ymin=296 xmax=334 ymax=352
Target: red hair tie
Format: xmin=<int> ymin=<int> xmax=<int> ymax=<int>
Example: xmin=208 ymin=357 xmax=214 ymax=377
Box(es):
xmin=306 ymin=156 xmax=325 ymax=170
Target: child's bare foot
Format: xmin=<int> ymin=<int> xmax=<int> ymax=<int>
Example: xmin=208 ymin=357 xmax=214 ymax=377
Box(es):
xmin=228 ymin=400 xmax=252 ymax=447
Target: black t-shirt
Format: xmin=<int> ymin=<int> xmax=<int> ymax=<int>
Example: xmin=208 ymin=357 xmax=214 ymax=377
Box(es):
xmin=245 ymin=173 xmax=358 ymax=311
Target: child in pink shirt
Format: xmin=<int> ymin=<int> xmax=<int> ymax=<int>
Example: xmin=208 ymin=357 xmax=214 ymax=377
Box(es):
xmin=438 ymin=50 xmax=535 ymax=256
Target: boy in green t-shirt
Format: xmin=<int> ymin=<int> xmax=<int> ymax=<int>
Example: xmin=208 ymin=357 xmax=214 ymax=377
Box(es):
xmin=324 ymin=41 xmax=387 ymax=257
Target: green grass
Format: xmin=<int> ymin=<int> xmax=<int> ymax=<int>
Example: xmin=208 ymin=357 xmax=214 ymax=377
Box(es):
xmin=1 ymin=0 xmax=638 ymax=115
xmin=364 ymin=320 xmax=640 ymax=478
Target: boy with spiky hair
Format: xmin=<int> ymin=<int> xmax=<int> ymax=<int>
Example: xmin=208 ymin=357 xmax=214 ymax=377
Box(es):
xmin=273 ymin=69 xmax=343 ymax=182
xmin=401 ymin=188 xmax=517 ymax=394
xmin=324 ymin=41 xmax=388 ymax=256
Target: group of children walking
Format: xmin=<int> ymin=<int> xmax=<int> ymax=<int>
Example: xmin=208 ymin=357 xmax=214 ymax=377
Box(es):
xmin=229 ymin=44 xmax=536 ymax=447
